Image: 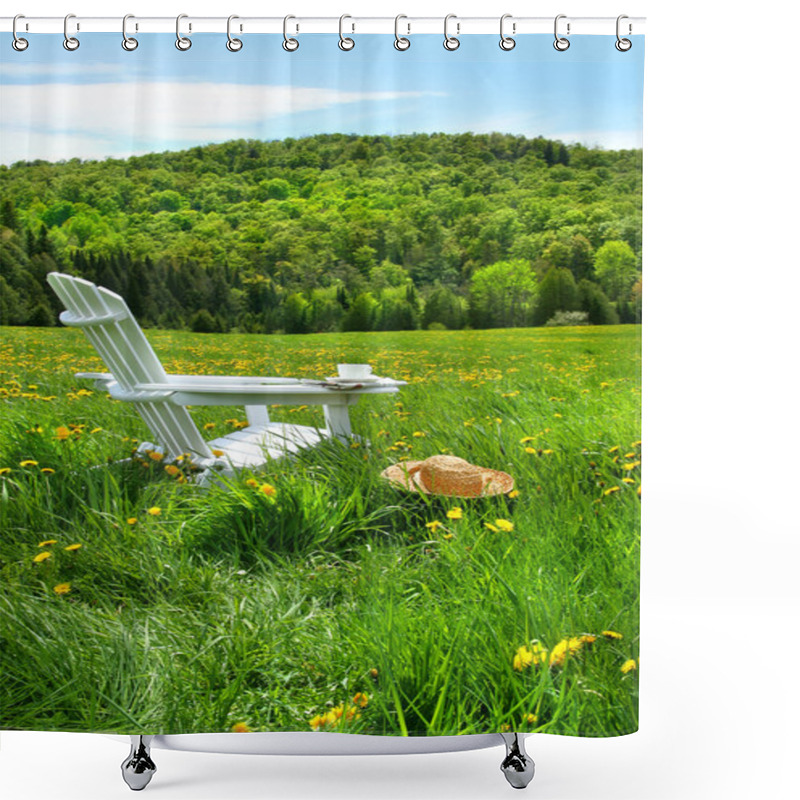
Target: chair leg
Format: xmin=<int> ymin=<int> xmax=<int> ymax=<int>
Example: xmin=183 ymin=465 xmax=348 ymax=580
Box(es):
xmin=121 ymin=735 xmax=156 ymax=791
xmin=499 ymin=732 xmax=535 ymax=789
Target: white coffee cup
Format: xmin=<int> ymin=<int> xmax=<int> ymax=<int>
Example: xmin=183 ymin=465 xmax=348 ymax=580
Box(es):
xmin=337 ymin=363 xmax=373 ymax=380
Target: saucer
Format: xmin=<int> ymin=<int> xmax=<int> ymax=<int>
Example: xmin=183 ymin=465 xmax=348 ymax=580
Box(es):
xmin=326 ymin=375 xmax=382 ymax=383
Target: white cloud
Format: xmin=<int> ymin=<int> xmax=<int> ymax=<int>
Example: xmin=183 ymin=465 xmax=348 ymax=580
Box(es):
xmin=0 ymin=81 xmax=434 ymax=163
xmin=0 ymin=61 xmax=131 ymax=80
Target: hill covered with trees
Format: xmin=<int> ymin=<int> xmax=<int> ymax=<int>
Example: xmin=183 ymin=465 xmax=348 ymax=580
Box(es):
xmin=0 ymin=132 xmax=641 ymax=332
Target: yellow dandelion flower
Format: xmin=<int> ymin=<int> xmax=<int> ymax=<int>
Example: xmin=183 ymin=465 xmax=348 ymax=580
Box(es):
xmin=211 ymin=449 xmax=225 ymax=457
xmin=520 ymin=436 xmax=535 ymax=443
xmin=443 ymin=533 xmax=454 ymax=540
xmin=203 ymin=423 xmax=216 ymax=430
xmin=412 ymin=431 xmax=426 ymax=438
xmin=513 ymin=646 xmax=534 ymax=671
xmin=38 ymin=540 xmax=57 ymax=547
xmin=0 ymin=467 xmax=11 ymax=475
xmin=41 ymin=468 xmax=55 ymax=475
xmin=259 ymin=483 xmax=276 ymax=497
xmin=494 ymin=519 xmax=514 ymax=532
xmin=525 ymin=713 xmax=538 ymax=724
xmin=485 ymin=523 xmax=499 ymax=532
xmin=309 ymin=714 xmax=326 ymax=730
xmin=33 ymin=551 xmax=52 ymax=563
xmin=621 ymin=659 xmax=638 ymax=674
xmin=90 ymin=427 xmax=102 ymax=434
xmin=425 ymin=520 xmax=443 ymax=532
xmin=542 ymin=449 xmax=554 ymax=455
xmin=623 ymin=461 xmax=641 ymax=470
xmin=508 ymin=490 xmax=520 ymax=498
xmin=231 ymin=722 xmax=252 ymax=733
xmin=246 ymin=478 xmax=259 ymax=487
xmin=352 ymin=692 xmax=369 ymax=708
xmin=622 ymin=477 xmax=636 ymax=484
xmin=127 ymin=518 xmax=138 ymax=525
xmin=608 ymin=445 xmax=620 ymax=453
xmin=604 ymin=486 xmax=621 ymax=496
xmin=64 ymin=543 xmax=82 ymax=551
xmin=20 ymin=460 xmax=39 ymax=467
xmin=500 ymin=723 xmax=511 ymax=732
xmin=524 ymin=447 xmax=537 ymax=454
xmin=164 ymin=464 xmax=180 ymax=477
xmin=147 ymin=506 xmax=162 ymax=516
xmin=147 ymin=451 xmax=164 ymax=462
xmin=580 ymin=635 xmax=597 ymax=645
xmin=602 ymin=630 xmax=623 ymax=640
xmin=446 ymin=507 xmax=463 ymax=520
xmin=53 ymin=583 xmax=71 ymax=595
xmin=55 ymin=426 xmax=72 ymax=441
xmin=549 ymin=637 xmax=583 ymax=667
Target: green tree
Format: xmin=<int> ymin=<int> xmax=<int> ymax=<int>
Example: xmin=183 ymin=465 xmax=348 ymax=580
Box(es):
xmin=189 ymin=308 xmax=219 ymax=333
xmin=423 ymin=285 xmax=465 ymax=330
xmin=533 ymin=267 xmax=578 ymax=326
xmin=577 ymin=279 xmax=619 ymax=325
xmin=282 ymin=292 xmax=310 ymax=334
xmin=341 ymin=292 xmax=377 ymax=332
xmin=593 ymin=240 xmax=639 ymax=301
xmin=468 ymin=259 xmax=538 ymax=328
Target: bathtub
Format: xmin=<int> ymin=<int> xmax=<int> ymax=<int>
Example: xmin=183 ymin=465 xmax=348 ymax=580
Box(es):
xmin=119 ymin=731 xmax=535 ymax=791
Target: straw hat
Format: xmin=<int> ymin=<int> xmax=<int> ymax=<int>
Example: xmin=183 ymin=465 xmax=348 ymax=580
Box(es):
xmin=381 ymin=455 xmax=514 ymax=498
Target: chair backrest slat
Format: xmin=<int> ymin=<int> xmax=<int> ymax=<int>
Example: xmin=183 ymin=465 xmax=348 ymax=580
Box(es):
xmin=47 ymin=272 xmax=212 ymax=461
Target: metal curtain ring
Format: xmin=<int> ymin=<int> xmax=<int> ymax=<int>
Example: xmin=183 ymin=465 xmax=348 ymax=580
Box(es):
xmin=443 ymin=14 xmax=460 ymax=51
xmin=615 ymin=14 xmax=632 ymax=51
xmin=122 ymin=14 xmax=138 ymax=51
xmin=176 ymin=14 xmax=192 ymax=50
xmin=63 ymin=13 xmax=79 ymax=51
xmin=226 ymin=15 xmax=243 ymax=51
xmin=12 ymin=14 xmax=29 ymax=51
xmin=499 ymin=14 xmax=515 ymax=51
xmin=554 ymin=14 xmax=570 ymax=51
xmin=394 ymin=14 xmax=410 ymax=51
xmin=283 ymin=15 xmax=299 ymax=51
xmin=339 ymin=14 xmax=354 ymax=50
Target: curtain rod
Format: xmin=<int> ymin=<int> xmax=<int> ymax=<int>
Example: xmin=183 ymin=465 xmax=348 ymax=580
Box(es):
xmin=1 ymin=16 xmax=645 ymax=36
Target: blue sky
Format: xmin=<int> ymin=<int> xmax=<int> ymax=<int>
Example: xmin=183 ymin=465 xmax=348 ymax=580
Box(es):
xmin=0 ymin=33 xmax=643 ymax=164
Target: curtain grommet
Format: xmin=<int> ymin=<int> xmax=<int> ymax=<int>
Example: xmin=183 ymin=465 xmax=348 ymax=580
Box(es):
xmin=226 ymin=15 xmax=243 ymax=51
xmin=176 ymin=14 xmax=192 ymax=51
xmin=443 ymin=14 xmax=460 ymax=51
xmin=12 ymin=15 xmax=29 ymax=51
xmin=63 ymin=13 xmax=80 ymax=51
xmin=122 ymin=14 xmax=138 ymax=51
xmin=499 ymin=14 xmax=515 ymax=51
xmin=394 ymin=15 xmax=410 ymax=51
xmin=283 ymin=15 xmax=299 ymax=51
xmin=554 ymin=15 xmax=570 ymax=51
xmin=338 ymin=15 xmax=355 ymax=51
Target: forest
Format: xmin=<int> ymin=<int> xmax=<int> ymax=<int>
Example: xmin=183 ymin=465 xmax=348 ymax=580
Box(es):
xmin=0 ymin=132 xmax=642 ymax=332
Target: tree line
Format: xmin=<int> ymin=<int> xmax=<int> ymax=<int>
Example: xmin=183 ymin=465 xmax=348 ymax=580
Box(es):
xmin=0 ymin=132 xmax=641 ymax=332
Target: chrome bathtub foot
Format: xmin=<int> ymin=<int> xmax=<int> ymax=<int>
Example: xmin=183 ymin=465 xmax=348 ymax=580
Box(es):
xmin=121 ymin=735 xmax=156 ymax=791
xmin=500 ymin=732 xmax=535 ymax=789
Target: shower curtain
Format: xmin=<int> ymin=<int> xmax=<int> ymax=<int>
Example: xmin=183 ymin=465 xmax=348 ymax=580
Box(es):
xmin=0 ymin=25 xmax=643 ymax=741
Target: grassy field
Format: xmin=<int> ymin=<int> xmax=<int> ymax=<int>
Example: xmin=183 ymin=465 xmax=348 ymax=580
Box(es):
xmin=0 ymin=324 xmax=640 ymax=737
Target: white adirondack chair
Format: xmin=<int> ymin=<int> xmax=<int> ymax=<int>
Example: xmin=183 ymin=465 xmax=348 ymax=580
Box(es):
xmin=47 ymin=272 xmax=405 ymax=482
